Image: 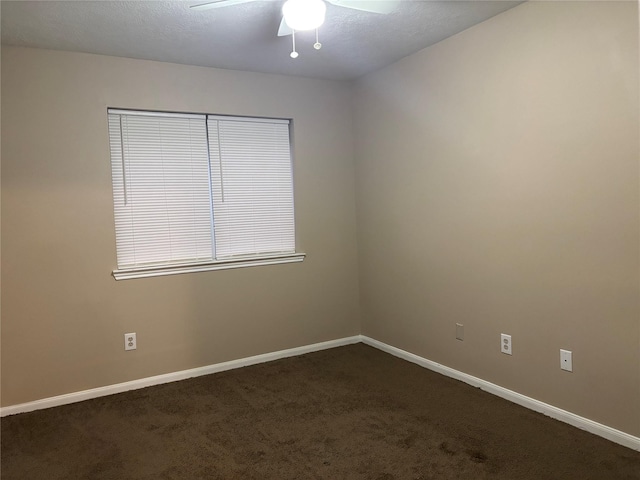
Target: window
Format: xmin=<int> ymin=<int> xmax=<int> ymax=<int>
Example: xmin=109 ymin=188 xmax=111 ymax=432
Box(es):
xmin=107 ymin=109 xmax=304 ymax=280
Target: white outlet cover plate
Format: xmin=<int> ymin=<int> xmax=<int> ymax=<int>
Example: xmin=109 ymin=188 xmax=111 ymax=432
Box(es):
xmin=501 ymin=333 xmax=512 ymax=355
xmin=125 ymin=332 xmax=137 ymax=351
xmin=456 ymin=323 xmax=464 ymax=341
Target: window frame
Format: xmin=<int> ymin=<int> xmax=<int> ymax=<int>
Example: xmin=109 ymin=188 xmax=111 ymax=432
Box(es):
xmin=112 ymin=252 xmax=305 ymax=280
xmin=107 ymin=108 xmax=305 ymax=281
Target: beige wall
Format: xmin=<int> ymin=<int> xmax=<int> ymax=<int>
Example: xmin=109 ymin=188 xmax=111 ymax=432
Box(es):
xmin=1 ymin=47 xmax=361 ymax=406
xmin=353 ymin=1 xmax=639 ymax=436
xmin=2 ymin=0 xmax=639 ymax=440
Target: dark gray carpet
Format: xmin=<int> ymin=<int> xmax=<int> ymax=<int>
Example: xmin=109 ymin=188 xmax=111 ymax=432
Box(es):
xmin=2 ymin=343 xmax=639 ymax=479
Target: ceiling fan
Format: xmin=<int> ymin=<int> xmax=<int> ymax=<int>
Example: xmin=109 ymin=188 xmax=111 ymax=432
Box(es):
xmin=190 ymin=0 xmax=399 ymax=58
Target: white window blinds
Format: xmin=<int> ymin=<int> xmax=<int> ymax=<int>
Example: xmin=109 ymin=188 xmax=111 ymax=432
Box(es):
xmin=108 ymin=112 xmax=212 ymax=268
xmin=208 ymin=117 xmax=295 ymax=259
xmin=107 ymin=109 xmax=296 ymax=274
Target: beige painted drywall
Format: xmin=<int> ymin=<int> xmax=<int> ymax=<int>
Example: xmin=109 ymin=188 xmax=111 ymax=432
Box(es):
xmin=354 ymin=1 xmax=640 ymax=436
xmin=2 ymin=1 xmax=639 ymax=442
xmin=1 ymin=47 xmax=361 ymax=406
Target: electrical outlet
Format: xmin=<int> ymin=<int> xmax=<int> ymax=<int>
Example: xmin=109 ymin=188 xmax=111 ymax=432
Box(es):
xmin=456 ymin=323 xmax=464 ymax=341
xmin=560 ymin=349 xmax=572 ymax=372
xmin=124 ymin=332 xmax=137 ymax=351
xmin=501 ymin=333 xmax=512 ymax=355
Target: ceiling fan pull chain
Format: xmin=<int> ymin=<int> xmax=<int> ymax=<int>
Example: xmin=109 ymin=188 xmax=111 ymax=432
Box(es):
xmin=290 ymin=30 xmax=299 ymax=58
xmin=314 ymin=28 xmax=322 ymax=50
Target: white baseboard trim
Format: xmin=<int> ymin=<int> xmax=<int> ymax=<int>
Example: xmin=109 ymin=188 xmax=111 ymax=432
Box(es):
xmin=3 ymin=334 xmax=638 ymax=452
xmin=361 ymin=336 xmax=640 ymax=452
xmin=0 ymin=335 xmax=362 ymax=417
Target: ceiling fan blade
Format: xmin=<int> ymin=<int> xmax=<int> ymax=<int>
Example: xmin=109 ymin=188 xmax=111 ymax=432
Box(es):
xmin=190 ymin=0 xmax=259 ymax=10
xmin=325 ymin=0 xmax=400 ymax=14
xmin=277 ymin=17 xmax=294 ymax=37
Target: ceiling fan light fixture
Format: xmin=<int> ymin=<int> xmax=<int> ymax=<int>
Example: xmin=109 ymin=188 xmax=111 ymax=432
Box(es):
xmin=282 ymin=0 xmax=326 ymax=31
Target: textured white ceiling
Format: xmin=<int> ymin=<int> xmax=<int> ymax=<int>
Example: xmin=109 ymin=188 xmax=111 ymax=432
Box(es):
xmin=1 ymin=0 xmax=522 ymax=80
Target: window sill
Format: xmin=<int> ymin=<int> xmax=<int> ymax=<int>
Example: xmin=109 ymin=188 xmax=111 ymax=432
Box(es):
xmin=112 ymin=253 xmax=306 ymax=280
